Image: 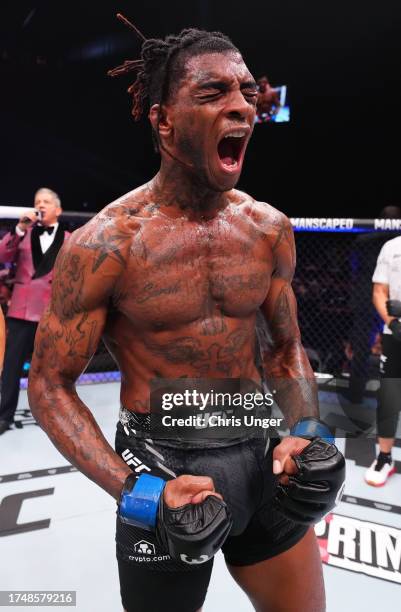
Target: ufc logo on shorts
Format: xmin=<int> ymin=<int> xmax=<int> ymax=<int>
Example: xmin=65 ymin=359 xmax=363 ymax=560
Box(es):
xmin=122 ymin=449 xmax=151 ymax=474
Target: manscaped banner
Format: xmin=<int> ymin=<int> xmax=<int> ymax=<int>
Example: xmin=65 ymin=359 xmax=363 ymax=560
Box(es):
xmin=315 ymin=513 xmax=401 ymax=583
xmin=290 ymin=217 xmax=401 ymax=232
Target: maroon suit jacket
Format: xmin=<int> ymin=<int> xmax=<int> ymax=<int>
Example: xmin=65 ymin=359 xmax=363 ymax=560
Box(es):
xmin=0 ymin=225 xmax=70 ymax=322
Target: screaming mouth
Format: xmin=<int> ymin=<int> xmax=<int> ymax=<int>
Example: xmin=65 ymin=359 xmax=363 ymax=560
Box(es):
xmin=217 ymin=130 xmax=247 ymax=169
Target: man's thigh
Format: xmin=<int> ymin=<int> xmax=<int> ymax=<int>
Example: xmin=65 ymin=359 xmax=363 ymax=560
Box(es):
xmin=227 ymin=528 xmax=325 ymax=612
xmin=118 ymin=557 xmax=212 ymax=612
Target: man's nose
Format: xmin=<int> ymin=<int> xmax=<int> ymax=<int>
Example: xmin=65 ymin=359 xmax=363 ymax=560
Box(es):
xmin=225 ymin=89 xmax=252 ymax=120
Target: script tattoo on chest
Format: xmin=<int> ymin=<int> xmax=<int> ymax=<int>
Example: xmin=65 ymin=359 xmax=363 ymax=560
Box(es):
xmin=116 ymin=210 xmax=272 ymax=333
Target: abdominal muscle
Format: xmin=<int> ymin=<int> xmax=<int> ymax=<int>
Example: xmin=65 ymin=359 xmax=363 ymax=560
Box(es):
xmin=103 ymin=313 xmax=261 ymax=413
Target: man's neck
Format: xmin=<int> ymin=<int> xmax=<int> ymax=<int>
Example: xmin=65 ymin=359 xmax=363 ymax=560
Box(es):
xmin=150 ymin=160 xmax=229 ymax=220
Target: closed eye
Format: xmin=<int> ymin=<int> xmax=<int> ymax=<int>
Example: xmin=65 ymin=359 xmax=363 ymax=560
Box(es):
xmin=244 ymin=92 xmax=258 ymax=104
xmin=198 ymin=86 xmax=225 ymax=99
xmin=199 ymin=90 xmax=257 ymax=103
xmin=196 ymin=79 xmax=258 ymax=104
xmin=200 ymin=91 xmax=222 ymax=97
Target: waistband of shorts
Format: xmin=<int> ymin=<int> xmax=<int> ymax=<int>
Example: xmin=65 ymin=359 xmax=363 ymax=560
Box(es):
xmin=119 ymin=406 xmax=151 ymax=434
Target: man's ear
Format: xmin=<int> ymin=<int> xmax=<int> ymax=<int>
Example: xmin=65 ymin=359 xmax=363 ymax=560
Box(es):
xmin=149 ymin=104 xmax=173 ymax=142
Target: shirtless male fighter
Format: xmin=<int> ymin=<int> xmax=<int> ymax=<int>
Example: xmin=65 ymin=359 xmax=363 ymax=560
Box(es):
xmin=28 ymin=28 xmax=344 ymax=612
xmin=256 ymin=76 xmax=281 ymax=122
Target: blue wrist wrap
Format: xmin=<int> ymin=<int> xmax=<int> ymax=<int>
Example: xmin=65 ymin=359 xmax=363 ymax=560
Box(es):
xmin=119 ymin=474 xmax=166 ymax=530
xmin=290 ymin=418 xmax=334 ymax=445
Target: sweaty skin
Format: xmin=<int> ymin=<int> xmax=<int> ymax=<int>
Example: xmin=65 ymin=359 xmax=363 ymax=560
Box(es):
xmin=28 ymin=48 xmax=323 ymax=612
xmin=28 ymin=52 xmax=317 ymax=506
xmin=27 ymin=187 xmax=316 ymax=495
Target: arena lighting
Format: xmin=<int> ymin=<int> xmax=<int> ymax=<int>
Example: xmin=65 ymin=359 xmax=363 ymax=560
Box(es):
xmin=67 ymin=35 xmax=130 ymax=62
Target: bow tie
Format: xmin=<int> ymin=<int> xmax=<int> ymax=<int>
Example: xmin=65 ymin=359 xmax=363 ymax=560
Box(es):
xmin=36 ymin=225 xmax=55 ymax=236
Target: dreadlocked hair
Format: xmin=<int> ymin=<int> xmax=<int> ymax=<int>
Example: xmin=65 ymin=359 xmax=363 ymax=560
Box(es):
xmin=109 ymin=27 xmax=239 ymax=122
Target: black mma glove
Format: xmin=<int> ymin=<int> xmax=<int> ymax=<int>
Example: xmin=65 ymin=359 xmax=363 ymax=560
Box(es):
xmin=387 ymin=299 xmax=401 ymax=318
xmin=156 ymin=494 xmax=233 ymax=564
xmin=274 ymin=438 xmax=345 ymax=525
xmin=119 ymin=473 xmax=232 ymax=564
xmin=389 ymin=318 xmax=401 ymax=342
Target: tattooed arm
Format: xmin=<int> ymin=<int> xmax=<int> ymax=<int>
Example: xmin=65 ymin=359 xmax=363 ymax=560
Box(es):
xmin=28 ymin=221 xmax=132 ymax=500
xmin=260 ymin=213 xmax=318 ymax=427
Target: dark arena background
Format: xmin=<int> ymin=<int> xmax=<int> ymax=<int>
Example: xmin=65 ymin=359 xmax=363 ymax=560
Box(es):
xmin=1 ymin=2 xmax=401 ymax=611
xmin=1 ymin=0 xmax=401 ymax=215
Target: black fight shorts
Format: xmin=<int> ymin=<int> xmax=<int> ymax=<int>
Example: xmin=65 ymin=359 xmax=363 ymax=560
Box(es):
xmin=115 ymin=417 xmax=308 ymax=612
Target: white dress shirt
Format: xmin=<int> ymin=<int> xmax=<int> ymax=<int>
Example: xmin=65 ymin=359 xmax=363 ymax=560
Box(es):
xmin=16 ymin=223 xmax=59 ymax=254
xmin=372 ymin=235 xmax=401 ymax=334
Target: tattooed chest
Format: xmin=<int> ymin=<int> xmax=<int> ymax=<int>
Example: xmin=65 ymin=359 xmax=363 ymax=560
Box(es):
xmin=115 ymin=223 xmax=272 ymax=330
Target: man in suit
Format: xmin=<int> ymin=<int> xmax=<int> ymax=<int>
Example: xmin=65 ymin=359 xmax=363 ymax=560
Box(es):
xmin=0 ymin=187 xmax=69 ymax=434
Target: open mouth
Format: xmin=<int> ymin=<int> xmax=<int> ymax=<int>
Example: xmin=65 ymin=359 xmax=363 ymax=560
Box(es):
xmin=217 ymin=129 xmax=248 ymax=173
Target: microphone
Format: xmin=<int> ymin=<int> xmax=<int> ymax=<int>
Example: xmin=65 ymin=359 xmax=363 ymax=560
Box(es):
xmin=20 ymin=210 xmax=43 ymax=225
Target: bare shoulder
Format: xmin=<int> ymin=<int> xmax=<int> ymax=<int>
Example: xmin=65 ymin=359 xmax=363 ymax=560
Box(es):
xmin=231 ymin=189 xmax=292 ymax=239
xmin=66 ymin=185 xmax=151 ymax=272
xmin=231 ymin=190 xmax=295 ymax=276
xmin=50 ymin=187 xmax=151 ymax=316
